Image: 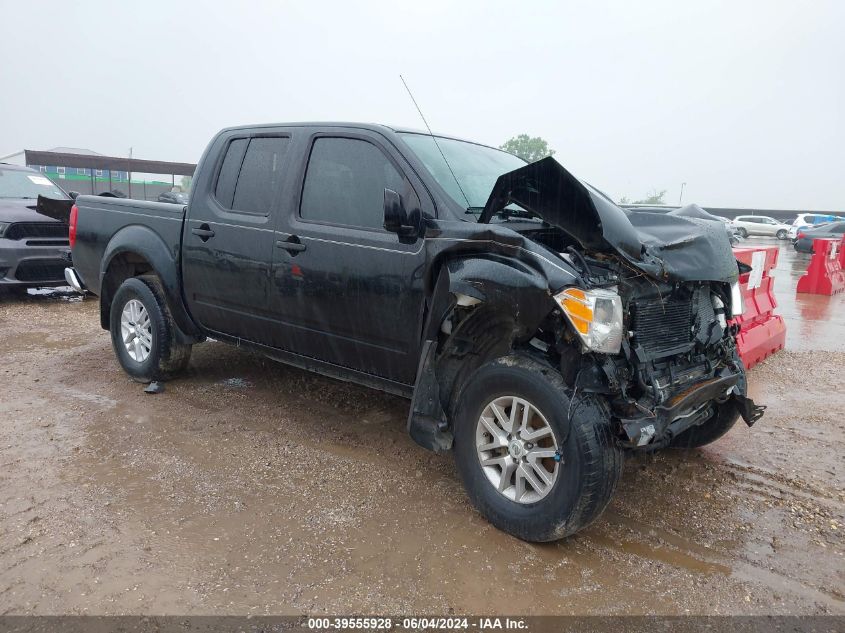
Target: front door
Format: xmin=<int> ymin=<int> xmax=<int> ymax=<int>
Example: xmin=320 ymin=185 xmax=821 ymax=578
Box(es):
xmin=270 ymin=133 xmax=427 ymax=385
xmin=182 ymin=134 xmax=292 ymax=344
xmin=758 ymin=218 xmax=776 ymax=236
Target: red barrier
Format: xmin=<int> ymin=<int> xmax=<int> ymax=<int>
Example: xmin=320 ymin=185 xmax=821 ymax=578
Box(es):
xmin=729 ymin=245 xmax=786 ymax=369
xmin=838 ymin=235 xmax=845 ymax=269
xmin=796 ymin=238 xmax=845 ymax=295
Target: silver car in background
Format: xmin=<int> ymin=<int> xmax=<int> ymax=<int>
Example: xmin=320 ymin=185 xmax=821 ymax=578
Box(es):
xmin=729 ymin=215 xmax=791 ymax=239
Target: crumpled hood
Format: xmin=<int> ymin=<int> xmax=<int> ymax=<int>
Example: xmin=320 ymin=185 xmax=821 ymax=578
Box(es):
xmin=1 ymin=198 xmax=67 ymax=224
xmin=480 ymin=157 xmax=738 ymax=283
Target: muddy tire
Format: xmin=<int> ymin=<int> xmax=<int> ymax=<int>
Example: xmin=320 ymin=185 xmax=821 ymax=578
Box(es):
xmin=452 ymin=355 xmax=623 ymax=542
xmin=776 ymin=229 xmax=788 ymax=240
xmin=109 ymin=275 xmax=191 ymax=383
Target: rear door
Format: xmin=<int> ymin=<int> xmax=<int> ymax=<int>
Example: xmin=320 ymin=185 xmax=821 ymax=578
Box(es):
xmin=269 ymin=130 xmax=429 ymax=385
xmin=182 ymin=132 xmax=293 ymax=344
xmin=742 ymin=217 xmax=763 ymax=235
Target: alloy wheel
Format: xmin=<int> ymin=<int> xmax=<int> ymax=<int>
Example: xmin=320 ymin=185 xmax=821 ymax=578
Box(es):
xmin=120 ymin=299 xmax=152 ymax=362
xmin=475 ymin=396 xmax=560 ymax=503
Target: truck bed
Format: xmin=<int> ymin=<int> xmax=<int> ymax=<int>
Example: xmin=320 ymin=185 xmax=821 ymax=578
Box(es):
xmin=72 ymin=196 xmax=186 ymax=296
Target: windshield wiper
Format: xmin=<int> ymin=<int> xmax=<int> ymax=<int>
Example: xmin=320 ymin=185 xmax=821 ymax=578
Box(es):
xmin=466 ymin=206 xmax=539 ymax=221
xmin=501 ymin=208 xmax=540 ymax=220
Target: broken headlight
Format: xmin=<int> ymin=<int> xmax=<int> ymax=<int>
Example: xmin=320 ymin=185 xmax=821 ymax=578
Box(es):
xmin=555 ymin=287 xmax=623 ymax=354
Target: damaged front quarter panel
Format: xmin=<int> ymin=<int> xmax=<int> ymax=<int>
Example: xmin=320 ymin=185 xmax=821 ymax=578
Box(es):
xmin=405 ymin=220 xmax=581 ymax=452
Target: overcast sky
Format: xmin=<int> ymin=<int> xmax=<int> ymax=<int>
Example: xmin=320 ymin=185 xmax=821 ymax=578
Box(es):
xmin=1 ymin=0 xmax=841 ymax=210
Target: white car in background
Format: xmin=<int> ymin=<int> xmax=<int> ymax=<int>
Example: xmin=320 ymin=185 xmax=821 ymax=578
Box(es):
xmin=788 ymin=213 xmax=838 ymax=239
xmin=729 ymin=215 xmax=791 ymax=239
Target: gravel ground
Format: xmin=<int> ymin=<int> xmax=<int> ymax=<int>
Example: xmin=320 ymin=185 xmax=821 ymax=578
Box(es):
xmin=0 ymin=252 xmax=843 ymax=615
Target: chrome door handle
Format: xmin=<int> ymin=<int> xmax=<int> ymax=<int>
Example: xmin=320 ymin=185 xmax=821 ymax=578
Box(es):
xmin=275 ymin=240 xmax=306 ymax=253
xmin=191 ymin=224 xmax=215 ymax=240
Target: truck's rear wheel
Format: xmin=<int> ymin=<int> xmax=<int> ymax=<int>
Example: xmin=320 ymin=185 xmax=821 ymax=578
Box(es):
xmin=109 ymin=275 xmax=191 ymax=382
xmin=452 ymin=355 xmax=623 ymax=542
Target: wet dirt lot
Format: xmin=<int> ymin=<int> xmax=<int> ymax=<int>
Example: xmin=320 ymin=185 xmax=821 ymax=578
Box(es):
xmin=1 ymin=238 xmax=843 ymax=616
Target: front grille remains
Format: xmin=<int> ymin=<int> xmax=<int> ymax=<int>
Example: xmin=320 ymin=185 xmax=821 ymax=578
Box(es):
xmin=14 ymin=259 xmax=67 ymax=282
xmin=5 ymin=222 xmax=69 ymax=240
xmin=631 ymin=298 xmax=693 ymax=358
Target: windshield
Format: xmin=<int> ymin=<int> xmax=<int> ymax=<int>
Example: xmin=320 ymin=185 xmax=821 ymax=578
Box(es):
xmin=0 ymin=168 xmax=67 ymax=199
xmin=399 ymin=133 xmax=526 ymax=210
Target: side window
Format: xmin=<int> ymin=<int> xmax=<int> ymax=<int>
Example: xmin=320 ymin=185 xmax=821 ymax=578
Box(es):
xmin=231 ymin=137 xmax=291 ymax=213
xmin=214 ymin=138 xmax=248 ymax=208
xmin=300 ymin=137 xmax=405 ymax=229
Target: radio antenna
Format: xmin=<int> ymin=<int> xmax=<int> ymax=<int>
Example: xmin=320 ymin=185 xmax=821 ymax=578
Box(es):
xmin=399 ymin=74 xmax=470 ymax=208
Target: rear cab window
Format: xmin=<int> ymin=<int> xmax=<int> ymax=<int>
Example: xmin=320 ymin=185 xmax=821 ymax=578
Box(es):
xmin=214 ymin=136 xmax=291 ymax=215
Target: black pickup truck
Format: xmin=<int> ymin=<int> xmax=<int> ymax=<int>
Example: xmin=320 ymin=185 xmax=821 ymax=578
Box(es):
xmin=52 ymin=123 xmax=764 ymax=541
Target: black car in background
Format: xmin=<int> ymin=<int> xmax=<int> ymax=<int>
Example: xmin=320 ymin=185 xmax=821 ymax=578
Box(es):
xmin=793 ymin=221 xmax=845 ymax=253
xmin=0 ymin=164 xmax=72 ymax=293
xmin=157 ymin=191 xmax=189 ymax=205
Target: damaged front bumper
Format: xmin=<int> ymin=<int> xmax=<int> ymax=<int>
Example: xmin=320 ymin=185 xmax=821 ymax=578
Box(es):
xmin=618 ymin=369 xmax=765 ymax=450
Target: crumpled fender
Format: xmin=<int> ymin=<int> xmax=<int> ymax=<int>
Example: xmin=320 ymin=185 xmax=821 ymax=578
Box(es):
xmin=445 ymin=254 xmax=555 ymax=338
xmin=406 ymin=253 xmax=566 ymax=453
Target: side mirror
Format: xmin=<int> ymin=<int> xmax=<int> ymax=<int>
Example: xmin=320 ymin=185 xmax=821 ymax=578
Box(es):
xmin=68 ymin=191 xmax=80 ymax=200
xmin=383 ymin=188 xmax=417 ymax=237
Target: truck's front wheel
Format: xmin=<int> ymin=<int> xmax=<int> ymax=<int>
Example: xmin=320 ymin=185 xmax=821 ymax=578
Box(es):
xmin=109 ymin=275 xmax=192 ymax=383
xmin=452 ymin=355 xmax=623 ymax=542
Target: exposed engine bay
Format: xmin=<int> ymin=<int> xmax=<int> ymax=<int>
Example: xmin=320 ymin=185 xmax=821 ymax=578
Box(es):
xmin=528 ymin=250 xmax=764 ymax=450
xmin=473 ymin=156 xmax=765 ymax=450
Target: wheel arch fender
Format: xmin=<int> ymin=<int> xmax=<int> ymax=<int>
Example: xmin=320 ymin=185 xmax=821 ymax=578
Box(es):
xmin=443 ymin=254 xmax=557 ymax=339
xmin=99 ymin=224 xmax=201 ymax=342
xmin=407 ymin=254 xmax=561 ymax=452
